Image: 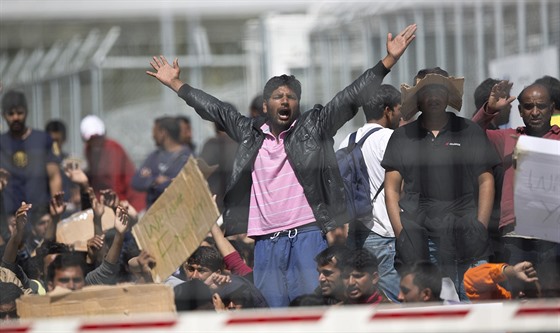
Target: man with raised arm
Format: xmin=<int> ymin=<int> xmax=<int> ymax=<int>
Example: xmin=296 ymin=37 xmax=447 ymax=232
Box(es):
xmin=147 ymin=24 xmax=416 ymax=307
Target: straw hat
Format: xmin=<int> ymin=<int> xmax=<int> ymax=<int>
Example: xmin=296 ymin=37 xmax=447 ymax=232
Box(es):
xmin=400 ymin=69 xmax=464 ymax=120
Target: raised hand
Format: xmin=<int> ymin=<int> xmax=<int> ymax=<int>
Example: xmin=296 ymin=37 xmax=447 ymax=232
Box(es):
xmin=146 ymin=56 xmax=184 ymax=92
xmin=64 ymin=162 xmax=89 ymax=189
xmin=87 ymin=187 xmax=105 ymax=219
xmin=86 ymin=234 xmax=105 ymax=264
xmin=509 ymin=261 xmax=539 ymax=283
xmin=387 ymin=24 xmax=417 ymax=60
xmin=114 ymin=205 xmax=130 ymax=235
xmin=49 ymin=191 xmax=67 ymax=218
xmin=204 ymin=272 xmax=231 ymax=290
xmin=129 ymin=250 xmax=156 ymax=274
xmin=119 ymin=200 xmax=139 ymax=227
xmin=100 ymin=189 xmax=119 ymax=211
xmin=488 ymin=80 xmax=516 ymax=113
xmin=15 ymin=202 xmax=32 ymax=237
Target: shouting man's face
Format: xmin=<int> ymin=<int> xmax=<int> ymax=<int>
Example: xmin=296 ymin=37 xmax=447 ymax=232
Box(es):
xmin=263 ymin=85 xmax=300 ymax=135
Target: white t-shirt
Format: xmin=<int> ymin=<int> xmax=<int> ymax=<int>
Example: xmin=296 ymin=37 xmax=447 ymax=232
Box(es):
xmin=338 ymin=123 xmax=395 ymax=238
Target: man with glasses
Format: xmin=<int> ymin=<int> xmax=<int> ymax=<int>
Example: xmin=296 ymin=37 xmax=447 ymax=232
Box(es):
xmin=472 ymin=82 xmax=559 ymax=271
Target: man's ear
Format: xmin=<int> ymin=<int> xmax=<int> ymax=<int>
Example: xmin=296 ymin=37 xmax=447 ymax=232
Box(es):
xmin=384 ymin=105 xmax=394 ymax=120
xmin=421 ymin=288 xmax=433 ymax=301
xmin=262 ymin=102 xmax=268 ymax=114
xmin=384 ymin=105 xmax=393 ymax=114
xmin=47 ymin=281 xmax=54 ymax=292
xmin=371 ymin=271 xmax=380 ymax=285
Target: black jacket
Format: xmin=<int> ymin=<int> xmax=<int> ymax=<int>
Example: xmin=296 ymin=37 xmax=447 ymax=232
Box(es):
xmin=177 ymin=61 xmax=390 ymax=236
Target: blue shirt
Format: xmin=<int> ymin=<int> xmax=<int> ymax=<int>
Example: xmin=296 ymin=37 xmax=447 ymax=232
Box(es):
xmin=0 ymin=129 xmax=60 ymax=214
xmin=131 ymin=146 xmax=192 ymax=208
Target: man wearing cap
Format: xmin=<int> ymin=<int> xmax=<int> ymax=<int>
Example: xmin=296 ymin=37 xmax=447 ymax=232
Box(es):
xmin=381 ymin=68 xmax=501 ymax=300
xmin=0 ymin=90 xmax=62 ymax=215
xmin=80 ymin=115 xmax=146 ymax=212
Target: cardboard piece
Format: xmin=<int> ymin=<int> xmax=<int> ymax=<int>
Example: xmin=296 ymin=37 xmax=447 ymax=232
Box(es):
xmin=16 ymin=283 xmax=175 ymax=318
xmin=513 ymin=136 xmax=560 ymax=243
xmin=55 ymin=207 xmax=115 ymax=251
xmin=132 ymin=157 xmax=220 ymax=282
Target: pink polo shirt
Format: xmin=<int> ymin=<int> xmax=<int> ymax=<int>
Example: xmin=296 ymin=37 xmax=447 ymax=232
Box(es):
xmin=247 ymin=123 xmax=316 ymax=237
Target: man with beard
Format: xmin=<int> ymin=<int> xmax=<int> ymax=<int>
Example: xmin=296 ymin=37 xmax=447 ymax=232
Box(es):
xmin=0 ymin=90 xmax=62 ymax=215
xmin=147 ymin=24 xmax=416 ymax=307
xmin=132 ymin=116 xmax=192 ymax=208
xmin=314 ymin=245 xmax=351 ymax=305
xmin=342 ymin=248 xmax=388 ymax=305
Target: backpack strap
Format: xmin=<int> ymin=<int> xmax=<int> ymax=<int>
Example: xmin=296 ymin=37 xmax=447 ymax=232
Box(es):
xmin=356 ymin=127 xmax=383 ymax=147
xmin=347 ymin=131 xmax=358 ymax=150
xmin=373 ymin=182 xmax=384 ymax=203
xmin=356 ymin=126 xmax=384 ymax=203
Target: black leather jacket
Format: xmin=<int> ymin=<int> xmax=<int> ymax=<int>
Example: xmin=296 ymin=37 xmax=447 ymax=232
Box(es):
xmin=177 ymin=61 xmax=390 ymax=236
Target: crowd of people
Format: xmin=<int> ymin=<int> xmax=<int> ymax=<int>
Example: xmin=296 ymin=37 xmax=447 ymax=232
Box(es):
xmin=1 ymin=23 xmax=559 ymax=321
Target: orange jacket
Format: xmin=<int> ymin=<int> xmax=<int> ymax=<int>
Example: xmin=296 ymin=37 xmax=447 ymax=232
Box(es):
xmin=464 ymin=263 xmax=512 ymax=301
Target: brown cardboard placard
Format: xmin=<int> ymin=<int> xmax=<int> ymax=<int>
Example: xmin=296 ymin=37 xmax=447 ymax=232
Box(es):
xmin=132 ymin=157 xmax=220 ymax=282
xmin=16 ymin=283 xmax=175 ymax=318
xmin=55 ymin=207 xmax=115 ymax=251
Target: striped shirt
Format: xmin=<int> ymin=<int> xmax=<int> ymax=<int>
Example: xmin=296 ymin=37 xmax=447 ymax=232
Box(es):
xmin=247 ymin=123 xmax=315 ymax=236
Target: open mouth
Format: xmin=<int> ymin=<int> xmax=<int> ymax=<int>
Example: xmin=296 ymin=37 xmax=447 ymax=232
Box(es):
xmin=278 ymin=108 xmax=291 ymax=120
xmin=347 ymin=288 xmax=359 ymax=297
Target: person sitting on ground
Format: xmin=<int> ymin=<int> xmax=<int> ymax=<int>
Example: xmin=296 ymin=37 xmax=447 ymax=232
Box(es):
xmin=289 ymin=293 xmax=326 ymax=307
xmin=464 ymin=261 xmax=542 ymax=301
xmin=0 ymin=281 xmax=23 ymax=321
xmin=397 ymin=260 xmax=459 ymax=304
xmin=314 ymin=245 xmax=351 ymax=305
xmin=177 ymin=245 xmax=268 ymax=310
xmin=398 ymin=261 xmax=443 ymax=303
xmin=342 ymin=248 xmax=389 ymax=305
xmin=209 ymin=222 xmax=253 ymax=280
xmin=45 ymin=205 xmax=131 ymax=291
xmin=174 ymin=278 xmax=214 ymax=312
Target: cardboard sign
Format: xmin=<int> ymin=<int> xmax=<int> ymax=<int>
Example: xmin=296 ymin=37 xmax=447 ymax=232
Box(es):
xmin=55 ymin=207 xmax=115 ymax=251
xmin=16 ymin=283 xmax=175 ymax=318
xmin=132 ymin=157 xmax=220 ymax=282
xmin=514 ymin=136 xmax=560 ymax=243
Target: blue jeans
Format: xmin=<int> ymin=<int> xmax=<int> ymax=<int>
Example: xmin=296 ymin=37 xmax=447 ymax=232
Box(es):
xmin=253 ymin=227 xmax=327 ymax=308
xmin=347 ymin=224 xmax=401 ymax=302
xmin=428 ymin=238 xmax=487 ymax=302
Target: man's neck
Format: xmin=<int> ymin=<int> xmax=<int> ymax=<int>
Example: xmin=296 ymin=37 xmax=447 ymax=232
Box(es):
xmin=421 ymin=112 xmax=449 ymax=132
xmin=164 ymin=140 xmax=183 ymax=152
xmin=10 ymin=127 xmax=31 ymax=140
xmin=367 ymin=118 xmax=387 ymax=128
xmin=525 ymin=125 xmax=551 ymax=138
